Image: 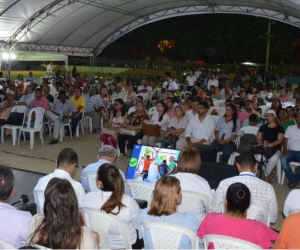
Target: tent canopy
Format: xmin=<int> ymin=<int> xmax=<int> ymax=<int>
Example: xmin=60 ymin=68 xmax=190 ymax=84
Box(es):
xmin=1 ymin=0 xmax=300 ymax=56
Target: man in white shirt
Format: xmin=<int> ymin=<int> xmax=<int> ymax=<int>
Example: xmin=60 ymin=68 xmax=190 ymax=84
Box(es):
xmin=80 ymin=145 xmax=126 ymax=192
xmin=207 ymin=73 xmax=219 ymax=90
xmin=185 ymin=98 xmax=201 ymax=120
xmin=162 ymin=71 xmax=178 ymax=93
xmin=0 ymin=166 xmax=32 ymax=248
xmin=137 ymin=80 xmax=152 ymax=100
xmin=210 ymin=152 xmax=278 ymax=223
xmin=281 ymin=113 xmax=300 ymax=189
xmin=176 ymin=101 xmax=216 ymax=150
xmin=111 ymin=84 xmax=127 ymax=102
xmin=17 ymin=85 xmax=35 ymax=112
xmin=34 ymin=148 xmax=85 ymax=213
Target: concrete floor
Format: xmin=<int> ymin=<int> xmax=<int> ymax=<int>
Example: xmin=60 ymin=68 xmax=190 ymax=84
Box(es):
xmin=0 ymin=128 xmax=293 ymax=232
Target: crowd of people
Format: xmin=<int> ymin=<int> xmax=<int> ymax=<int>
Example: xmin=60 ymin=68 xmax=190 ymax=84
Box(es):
xmin=0 ymin=146 xmax=300 ymax=249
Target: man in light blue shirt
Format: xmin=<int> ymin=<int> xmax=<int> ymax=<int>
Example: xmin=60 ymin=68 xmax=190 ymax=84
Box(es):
xmin=242 ymin=114 xmax=263 ymax=128
xmin=80 ymin=145 xmax=127 ymax=192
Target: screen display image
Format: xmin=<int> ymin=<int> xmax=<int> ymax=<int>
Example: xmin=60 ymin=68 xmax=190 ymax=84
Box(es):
xmin=126 ymin=144 xmax=181 ymax=184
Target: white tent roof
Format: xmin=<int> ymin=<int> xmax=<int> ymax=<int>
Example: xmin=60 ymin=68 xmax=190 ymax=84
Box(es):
xmin=1 ymin=0 xmax=300 ymax=56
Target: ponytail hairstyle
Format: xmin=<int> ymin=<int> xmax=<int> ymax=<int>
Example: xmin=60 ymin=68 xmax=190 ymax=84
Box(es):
xmin=226 ymin=103 xmax=238 ymax=133
xmin=157 ymin=101 xmax=167 ymax=122
xmin=98 ymin=163 xmax=125 ymax=215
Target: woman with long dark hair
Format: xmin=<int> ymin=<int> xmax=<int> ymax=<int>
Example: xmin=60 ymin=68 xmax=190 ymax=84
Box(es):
xmin=211 ymin=103 xmax=240 ymax=164
xmin=138 ymin=176 xmax=199 ymax=249
xmin=100 ymin=98 xmax=127 ymax=148
xmin=198 ymin=182 xmax=278 ymax=249
xmin=142 ymin=101 xmax=169 ymax=146
xmin=27 ymin=178 xmax=98 ymax=249
xmin=278 ymin=108 xmax=295 ymax=132
xmin=81 ymin=163 xmax=141 ymax=249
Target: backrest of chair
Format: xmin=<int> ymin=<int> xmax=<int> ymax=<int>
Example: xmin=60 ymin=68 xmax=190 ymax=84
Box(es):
xmin=80 ymin=207 xmax=132 ymax=249
xmin=177 ymin=191 xmax=210 ymax=214
xmin=148 ymin=109 xmax=157 ymax=118
xmin=213 ymin=99 xmax=225 ymax=107
xmin=27 ymin=108 xmax=45 ymax=129
xmin=126 ymin=180 xmax=154 ymax=207
xmin=0 ymin=238 xmax=16 ymax=249
xmin=247 ymin=203 xmax=270 ymax=226
xmin=236 ymin=126 xmax=259 ymax=147
xmin=259 ymin=105 xmax=269 ymax=115
xmin=203 ymin=234 xmax=262 ymax=249
xmin=34 ymin=189 xmax=45 ymax=214
xmin=137 ymin=93 xmax=148 ymax=104
xmin=215 ymin=107 xmax=225 ymax=117
xmin=142 ymin=221 xmax=198 ymax=249
xmin=82 ymin=172 xmax=98 ymax=192
xmin=11 ymin=105 xmax=27 ymax=113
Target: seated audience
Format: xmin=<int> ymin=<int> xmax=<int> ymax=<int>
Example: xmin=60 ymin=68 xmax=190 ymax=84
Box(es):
xmin=211 ymin=86 xmax=223 ymax=100
xmin=232 ymin=99 xmax=249 ymax=126
xmin=17 ymin=85 xmax=35 ymax=112
xmin=198 ymin=182 xmax=278 ymax=249
xmin=271 ymin=98 xmax=282 ymax=115
xmin=278 ymin=108 xmax=295 ymax=132
xmin=100 ymin=98 xmax=127 ymax=148
xmin=81 ymin=163 xmax=141 ymax=249
xmin=165 ymin=97 xmax=176 ymax=118
xmin=142 ymin=101 xmax=169 ymax=146
xmin=28 ymin=178 xmax=98 ymax=249
xmin=108 ymin=83 xmax=116 ymax=97
xmin=161 ymin=105 xmax=188 ymax=149
xmin=0 ymin=89 xmax=16 ymax=129
xmin=138 ymin=176 xmax=199 ymax=249
xmin=278 ymin=88 xmax=292 ymax=103
xmin=242 ymin=113 xmax=263 ymax=128
xmin=211 ymin=103 xmax=240 ymax=164
xmin=43 ymin=86 xmax=54 ymax=104
xmin=210 ymin=152 xmax=278 ymax=223
xmin=34 ymin=148 xmax=85 ymax=212
xmin=117 ymin=102 xmax=149 ymax=159
xmin=0 ymin=166 xmax=32 ymax=248
xmin=128 ymin=96 xmax=143 ymax=114
xmin=185 ymin=98 xmax=200 ymax=120
xmin=125 ymin=83 xmax=137 ymax=107
xmin=286 ymin=106 xmax=295 ymax=121
xmin=185 ymin=69 xmax=197 ymax=92
xmin=111 ymin=84 xmax=127 ymax=102
xmin=242 ymin=100 xmax=260 ymax=117
xmin=205 ymin=97 xmax=218 ymax=116
xmin=174 ymin=148 xmax=212 ymax=223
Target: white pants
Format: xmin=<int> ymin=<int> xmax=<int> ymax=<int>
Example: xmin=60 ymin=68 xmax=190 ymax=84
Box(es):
xmin=176 ymin=137 xmax=211 ymax=150
xmin=45 ymin=111 xmax=62 ymax=140
xmin=255 ymin=150 xmax=281 ymax=176
xmin=142 ymin=131 xmax=165 ymax=147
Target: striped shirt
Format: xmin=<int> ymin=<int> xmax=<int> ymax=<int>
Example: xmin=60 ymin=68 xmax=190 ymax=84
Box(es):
xmin=51 ymin=99 xmax=77 ymax=116
xmin=83 ymin=94 xmax=104 ymax=113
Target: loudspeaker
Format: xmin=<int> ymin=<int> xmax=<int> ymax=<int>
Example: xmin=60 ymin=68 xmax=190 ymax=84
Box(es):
xmin=199 ymin=161 xmax=239 ymax=190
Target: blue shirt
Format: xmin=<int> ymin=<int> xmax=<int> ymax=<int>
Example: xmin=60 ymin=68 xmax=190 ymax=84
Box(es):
xmin=138 ymin=208 xmax=199 ymax=249
xmin=215 ymin=117 xmax=241 ymax=140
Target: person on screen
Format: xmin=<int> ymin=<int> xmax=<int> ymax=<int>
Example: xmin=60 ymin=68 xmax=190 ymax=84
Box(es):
xmin=166 ymin=156 xmax=176 ymax=175
xmin=142 ymin=155 xmax=154 ymax=180
xmin=158 ymin=160 xmax=168 ymax=177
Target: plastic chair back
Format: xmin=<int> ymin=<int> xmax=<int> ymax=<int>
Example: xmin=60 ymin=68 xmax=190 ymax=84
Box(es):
xmin=142 ymin=221 xmax=198 ymax=249
xmin=126 ymin=180 xmax=154 ymax=208
xmin=215 ymin=107 xmax=225 ymax=117
xmin=259 ymin=105 xmax=269 ymax=116
xmin=177 ymin=191 xmax=210 ymax=214
xmin=148 ymin=106 xmax=157 ymax=117
xmin=82 ymin=171 xmax=98 ymax=192
xmin=0 ymin=238 xmax=16 ymax=249
xmin=203 ymin=234 xmax=262 ymax=249
xmin=247 ymin=203 xmax=270 ymax=226
xmin=26 ymin=108 xmax=44 ymax=129
xmin=137 ymin=93 xmax=148 ymax=105
xmin=80 ymin=207 xmax=132 ymax=249
xmin=34 ymin=189 xmax=45 ymax=214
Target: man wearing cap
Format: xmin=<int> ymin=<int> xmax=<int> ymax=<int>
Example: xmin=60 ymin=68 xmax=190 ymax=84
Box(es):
xmin=83 ymin=86 xmax=104 ymax=133
xmin=280 ymin=112 xmax=300 ymax=189
xmin=17 ymin=85 xmax=35 ymax=113
xmin=0 ymin=89 xmax=16 ymax=128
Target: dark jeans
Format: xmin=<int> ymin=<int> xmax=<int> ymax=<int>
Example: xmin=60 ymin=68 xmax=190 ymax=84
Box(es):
xmin=71 ymin=114 xmax=82 ymax=135
xmin=211 ymin=140 xmax=236 ymax=164
xmin=117 ymin=132 xmax=143 ymax=154
xmin=161 ymin=141 xmax=176 ymax=149
xmin=281 ymin=150 xmax=300 ymax=184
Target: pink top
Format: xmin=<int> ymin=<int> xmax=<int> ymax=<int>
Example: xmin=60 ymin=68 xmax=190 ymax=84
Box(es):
xmin=278 ymin=95 xmax=292 ymax=103
xmin=32 ymin=96 xmax=51 ymax=111
xmin=197 ymin=213 xmax=278 ymax=249
xmin=237 ymin=111 xmax=250 ymax=126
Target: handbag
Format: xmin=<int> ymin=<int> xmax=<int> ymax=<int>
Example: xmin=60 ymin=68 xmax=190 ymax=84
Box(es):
xmin=101 ymin=127 xmax=118 ymax=136
xmin=119 ymin=128 xmax=141 ymax=136
xmin=142 ymin=123 xmax=160 ymax=137
xmin=6 ymin=112 xmax=24 ymax=126
xmin=162 ymin=134 xmax=179 ymax=144
xmin=251 ymin=145 xmax=278 ymax=159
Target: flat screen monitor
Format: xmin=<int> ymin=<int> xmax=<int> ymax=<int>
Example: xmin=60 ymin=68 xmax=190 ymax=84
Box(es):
xmin=126 ymin=144 xmax=181 ymax=184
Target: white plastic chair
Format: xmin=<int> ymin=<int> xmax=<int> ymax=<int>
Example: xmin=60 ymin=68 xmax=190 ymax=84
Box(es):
xmin=80 ymin=207 xmax=132 ymax=249
xmin=141 ymin=221 xmax=199 ymax=249
xmin=215 ymin=107 xmax=225 ymax=117
xmin=18 ymin=108 xmax=44 ymax=149
xmin=1 ymin=105 xmax=27 ymax=146
xmin=126 ymin=180 xmax=154 ymax=208
xmin=213 ymin=99 xmax=225 ymax=107
xmin=148 ymin=106 xmax=157 ymax=117
xmin=137 ymin=93 xmax=148 ymax=105
xmin=203 ymin=234 xmax=262 ymax=249
xmin=228 ymin=126 xmax=259 ymax=166
xmin=84 ymin=115 xmax=93 ymax=132
xmin=247 ymin=203 xmax=270 ymax=226
xmin=81 ymin=171 xmax=98 ymax=192
xmin=259 ymin=105 xmax=269 ymax=115
xmin=34 ymin=189 xmax=45 ymax=214
xmin=0 ymin=238 xmax=16 ymax=249
xmin=281 ymin=161 xmax=300 ymax=185
xmin=177 ymin=191 xmax=210 ymax=214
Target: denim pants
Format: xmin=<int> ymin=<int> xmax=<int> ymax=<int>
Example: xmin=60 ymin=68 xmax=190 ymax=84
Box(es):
xmin=211 ymin=140 xmax=236 ymax=164
xmin=281 ymin=150 xmax=300 ymax=184
xmin=161 ymin=140 xmax=176 ymax=149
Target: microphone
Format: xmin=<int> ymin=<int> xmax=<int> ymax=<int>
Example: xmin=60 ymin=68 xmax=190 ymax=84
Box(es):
xmin=11 ymin=194 xmax=29 ymax=206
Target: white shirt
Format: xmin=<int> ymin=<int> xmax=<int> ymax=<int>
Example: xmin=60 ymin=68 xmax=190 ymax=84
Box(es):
xmin=174 ymin=173 xmax=213 ymax=223
xmin=150 ymin=111 xmax=170 ymax=131
xmin=210 ymin=172 xmax=278 ymax=223
xmin=283 ymin=189 xmax=300 ymax=217
xmin=34 ymin=169 xmax=86 ymax=212
xmin=285 ymin=125 xmax=300 ymax=151
xmin=48 ymin=84 xmax=58 ymax=96
xmin=195 ymin=70 xmax=202 ymax=78
xmin=111 ymin=91 xmax=127 ymax=102
xmin=138 ymin=85 xmax=152 ymax=94
xmin=81 ymin=190 xmax=140 ymax=249
xmin=128 ymin=106 xmax=135 ymax=114
xmin=163 ymin=79 xmax=178 ymax=91
xmin=186 ymin=75 xmax=197 ymax=86
xmin=80 ymin=159 xmax=128 ymax=194
xmin=185 ymin=114 xmax=216 ymax=141
xmin=207 ymin=79 xmax=219 ymax=89
xmin=185 ymin=110 xmax=198 ymax=120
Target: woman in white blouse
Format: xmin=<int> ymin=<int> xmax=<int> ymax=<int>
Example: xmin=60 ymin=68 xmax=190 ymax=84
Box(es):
xmin=141 ymin=101 xmax=169 ymax=146
xmin=125 ymin=83 xmax=137 ymax=108
xmin=81 ymin=163 xmax=141 ymax=249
